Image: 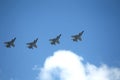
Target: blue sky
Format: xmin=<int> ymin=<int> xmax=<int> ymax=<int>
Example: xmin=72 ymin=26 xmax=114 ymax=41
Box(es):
xmin=0 ymin=0 xmax=120 ymax=80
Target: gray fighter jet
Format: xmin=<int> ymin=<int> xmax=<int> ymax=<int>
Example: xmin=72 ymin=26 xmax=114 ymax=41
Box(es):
xmin=49 ymin=34 xmax=61 ymax=45
xmin=71 ymin=31 xmax=84 ymax=42
xmin=4 ymin=37 xmax=16 ymax=48
xmin=26 ymin=38 xmax=38 ymax=49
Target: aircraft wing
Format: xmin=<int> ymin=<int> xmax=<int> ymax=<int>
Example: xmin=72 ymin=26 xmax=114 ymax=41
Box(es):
xmin=6 ymin=44 xmax=11 ymax=48
xmin=49 ymin=38 xmax=53 ymax=41
xmin=71 ymin=35 xmax=77 ymax=38
xmin=4 ymin=41 xmax=9 ymax=44
xmin=34 ymin=45 xmax=37 ymax=48
xmin=49 ymin=39 xmax=55 ymax=42
xmin=11 ymin=44 xmax=15 ymax=47
xmin=79 ymin=38 xmax=82 ymax=41
xmin=49 ymin=39 xmax=56 ymax=45
xmin=28 ymin=45 xmax=33 ymax=49
xmin=26 ymin=42 xmax=32 ymax=45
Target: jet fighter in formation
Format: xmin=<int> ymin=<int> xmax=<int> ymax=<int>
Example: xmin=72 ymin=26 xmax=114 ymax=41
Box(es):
xmin=3 ymin=31 xmax=84 ymax=48
xmin=4 ymin=37 xmax=16 ymax=48
xmin=49 ymin=34 xmax=61 ymax=45
xmin=26 ymin=38 xmax=38 ymax=49
xmin=71 ymin=31 xmax=84 ymax=42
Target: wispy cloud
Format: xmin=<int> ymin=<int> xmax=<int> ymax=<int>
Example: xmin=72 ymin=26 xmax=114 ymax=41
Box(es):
xmin=36 ymin=50 xmax=120 ymax=80
xmin=32 ymin=65 xmax=40 ymax=71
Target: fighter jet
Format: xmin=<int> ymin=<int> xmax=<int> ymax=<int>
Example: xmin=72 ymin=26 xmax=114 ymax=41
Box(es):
xmin=26 ymin=38 xmax=38 ymax=49
xmin=71 ymin=31 xmax=84 ymax=42
xmin=4 ymin=37 xmax=16 ymax=48
xmin=49 ymin=34 xmax=61 ymax=45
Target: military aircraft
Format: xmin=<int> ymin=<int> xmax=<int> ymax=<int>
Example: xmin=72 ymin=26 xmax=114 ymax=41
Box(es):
xmin=49 ymin=34 xmax=61 ymax=45
xmin=26 ymin=38 xmax=38 ymax=49
xmin=71 ymin=31 xmax=84 ymax=42
xmin=4 ymin=37 xmax=16 ymax=48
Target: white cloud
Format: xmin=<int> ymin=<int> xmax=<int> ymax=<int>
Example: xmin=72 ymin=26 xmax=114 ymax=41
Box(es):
xmin=36 ymin=50 xmax=120 ymax=80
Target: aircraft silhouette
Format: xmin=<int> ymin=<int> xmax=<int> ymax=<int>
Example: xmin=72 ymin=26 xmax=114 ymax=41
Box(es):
xmin=26 ymin=38 xmax=38 ymax=49
xmin=4 ymin=37 xmax=16 ymax=48
xmin=49 ymin=34 xmax=61 ymax=45
xmin=71 ymin=31 xmax=84 ymax=42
